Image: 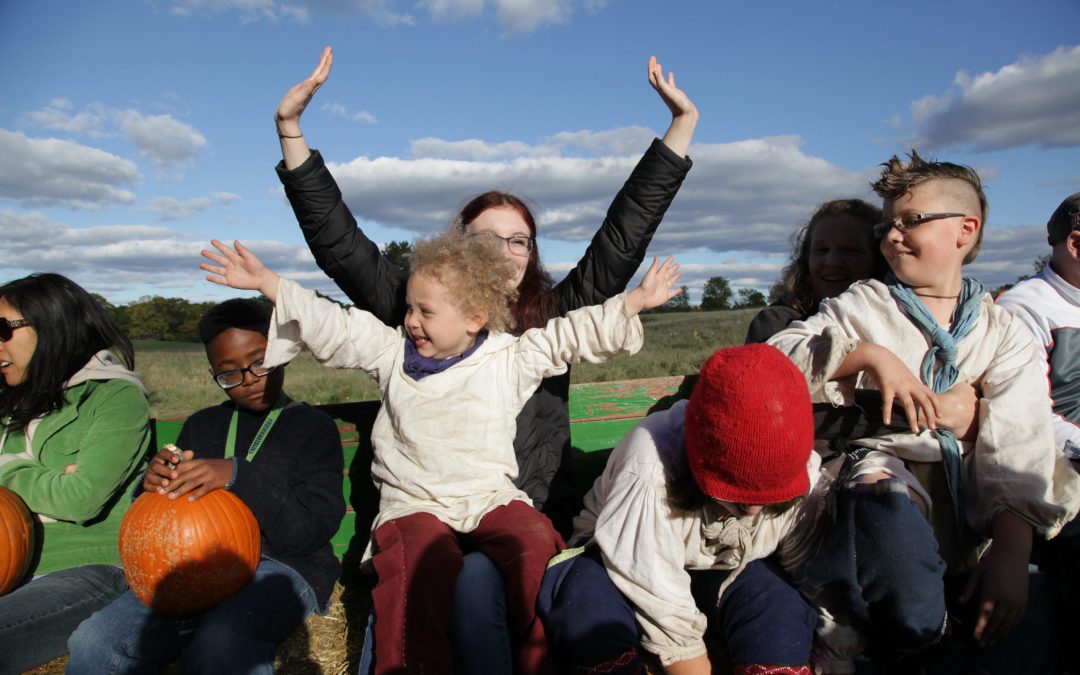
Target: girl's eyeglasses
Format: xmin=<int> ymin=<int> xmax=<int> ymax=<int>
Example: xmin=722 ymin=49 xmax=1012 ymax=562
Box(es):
xmin=468 ymin=231 xmax=535 ymax=257
xmin=0 ymin=318 xmax=31 ymax=342
xmin=210 ymin=359 xmax=278 ymax=389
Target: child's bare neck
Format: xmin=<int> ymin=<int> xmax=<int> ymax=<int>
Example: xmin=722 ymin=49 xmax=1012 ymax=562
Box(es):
xmin=915 ymin=295 xmax=958 ymax=327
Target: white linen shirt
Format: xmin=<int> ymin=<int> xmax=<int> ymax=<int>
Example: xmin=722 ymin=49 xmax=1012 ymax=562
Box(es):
xmin=767 ymin=279 xmax=1080 ymax=538
xmin=997 ymin=266 xmax=1080 ymax=460
xmin=264 ymin=277 xmax=644 ymax=539
xmin=572 ymin=400 xmax=829 ymax=666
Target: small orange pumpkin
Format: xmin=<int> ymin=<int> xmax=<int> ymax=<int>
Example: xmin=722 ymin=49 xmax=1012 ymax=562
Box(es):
xmin=119 ymin=489 xmax=261 ymax=616
xmin=0 ymin=486 xmax=34 ymax=596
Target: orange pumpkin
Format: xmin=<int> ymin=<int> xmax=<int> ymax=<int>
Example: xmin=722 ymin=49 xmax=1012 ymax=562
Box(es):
xmin=0 ymin=486 xmax=34 ymax=596
xmin=119 ymin=489 xmax=261 ymax=616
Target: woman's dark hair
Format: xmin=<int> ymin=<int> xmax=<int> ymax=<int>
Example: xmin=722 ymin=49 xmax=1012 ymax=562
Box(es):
xmin=457 ymin=191 xmax=559 ymax=333
xmin=0 ymin=273 xmax=134 ymax=430
xmin=774 ymin=199 xmax=886 ymax=315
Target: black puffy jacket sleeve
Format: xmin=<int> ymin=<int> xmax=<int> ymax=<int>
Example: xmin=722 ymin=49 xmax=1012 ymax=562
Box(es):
xmin=276 ymin=150 xmax=409 ymax=325
xmin=554 ymin=138 xmax=692 ymax=312
xmin=275 ymin=140 xmax=691 ymax=522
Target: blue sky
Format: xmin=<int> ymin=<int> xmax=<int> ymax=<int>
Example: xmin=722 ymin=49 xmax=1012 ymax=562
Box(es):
xmin=1 ymin=0 xmax=1078 ymax=305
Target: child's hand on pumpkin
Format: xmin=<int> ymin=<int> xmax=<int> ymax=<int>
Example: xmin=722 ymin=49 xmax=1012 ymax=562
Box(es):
xmin=164 ymin=459 xmax=234 ymax=502
xmin=143 ymin=446 xmax=193 ymax=493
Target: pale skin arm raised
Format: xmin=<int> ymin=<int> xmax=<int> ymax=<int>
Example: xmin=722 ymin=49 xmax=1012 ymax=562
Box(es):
xmin=200 ymin=239 xmax=282 ymax=302
xmin=275 ymin=46 xmax=333 ymax=170
xmin=648 ymin=56 xmax=699 ymax=158
xmin=623 ymin=257 xmax=681 ymax=316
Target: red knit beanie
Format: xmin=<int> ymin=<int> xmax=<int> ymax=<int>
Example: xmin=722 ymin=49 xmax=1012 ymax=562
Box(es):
xmin=684 ymin=344 xmax=813 ymax=504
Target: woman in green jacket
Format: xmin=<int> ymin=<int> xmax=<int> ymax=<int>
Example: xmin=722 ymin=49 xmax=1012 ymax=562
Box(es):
xmin=0 ymin=273 xmax=151 ymax=673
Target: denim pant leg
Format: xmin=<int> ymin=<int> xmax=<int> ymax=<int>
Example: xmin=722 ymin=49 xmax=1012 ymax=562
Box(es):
xmin=690 ymin=559 xmax=816 ymax=667
xmin=451 ymin=551 xmax=512 ymax=675
xmin=0 ymin=564 xmax=127 ymax=674
xmin=357 ymin=609 xmax=375 ymax=675
xmin=537 ymin=549 xmax=642 ymax=674
xmin=180 ymin=557 xmax=318 ymax=675
xmin=66 ymin=589 xmax=185 ymax=675
xmin=358 ymin=552 xmax=515 ymax=675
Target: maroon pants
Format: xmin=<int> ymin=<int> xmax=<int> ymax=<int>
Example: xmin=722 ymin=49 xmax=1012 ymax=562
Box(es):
xmin=371 ymin=500 xmax=564 ymax=675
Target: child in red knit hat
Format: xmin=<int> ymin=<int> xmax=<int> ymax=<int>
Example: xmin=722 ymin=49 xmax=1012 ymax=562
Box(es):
xmin=538 ymin=343 xmax=829 ymax=675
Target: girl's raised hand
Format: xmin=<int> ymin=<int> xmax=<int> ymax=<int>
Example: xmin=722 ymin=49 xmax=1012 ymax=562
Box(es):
xmin=648 ymin=55 xmax=698 ymax=158
xmin=275 ymin=46 xmax=333 ymax=133
xmin=648 ymin=56 xmax=696 ymax=120
xmin=200 ymin=240 xmax=281 ymax=300
xmin=626 ymin=257 xmax=681 ymax=315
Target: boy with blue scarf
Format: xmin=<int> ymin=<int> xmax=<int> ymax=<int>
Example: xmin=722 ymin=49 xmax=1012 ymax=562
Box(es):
xmin=769 ymin=152 xmax=1080 ymax=673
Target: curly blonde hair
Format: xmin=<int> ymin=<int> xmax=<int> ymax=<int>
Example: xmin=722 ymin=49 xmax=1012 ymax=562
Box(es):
xmin=410 ymin=229 xmax=519 ymax=333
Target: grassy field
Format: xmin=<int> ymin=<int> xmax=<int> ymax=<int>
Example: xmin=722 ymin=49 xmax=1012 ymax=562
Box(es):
xmin=137 ymin=308 xmax=757 ymax=419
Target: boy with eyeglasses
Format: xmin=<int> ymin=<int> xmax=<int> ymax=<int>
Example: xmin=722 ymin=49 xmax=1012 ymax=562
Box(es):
xmin=996 ymin=191 xmax=1080 ymax=672
xmin=768 ymin=152 xmax=1080 ymax=672
xmin=67 ymin=298 xmax=344 ymax=674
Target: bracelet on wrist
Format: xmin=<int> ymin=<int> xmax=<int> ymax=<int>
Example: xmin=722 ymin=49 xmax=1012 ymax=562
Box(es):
xmin=277 ymin=132 xmax=303 ymax=139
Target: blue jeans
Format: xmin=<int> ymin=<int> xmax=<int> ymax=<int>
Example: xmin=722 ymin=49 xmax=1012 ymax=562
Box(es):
xmin=0 ymin=564 xmax=127 ymax=674
xmin=357 ymin=551 xmax=512 ymax=675
xmin=66 ymin=557 xmax=317 ymax=675
xmin=538 ymin=549 xmax=816 ymax=672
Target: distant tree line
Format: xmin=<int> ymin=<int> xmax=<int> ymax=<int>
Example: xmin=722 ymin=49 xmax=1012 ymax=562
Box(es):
xmin=97 ymin=238 xmax=770 ymax=342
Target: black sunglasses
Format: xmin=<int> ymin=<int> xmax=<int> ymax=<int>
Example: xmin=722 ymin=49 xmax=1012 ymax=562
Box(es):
xmin=0 ymin=318 xmax=31 ymax=342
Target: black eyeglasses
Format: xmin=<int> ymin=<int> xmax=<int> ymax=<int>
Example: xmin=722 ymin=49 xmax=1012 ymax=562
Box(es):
xmin=873 ymin=212 xmax=966 ymax=238
xmin=0 ymin=318 xmax=31 ymax=342
xmin=210 ymin=359 xmax=277 ymax=390
xmin=468 ymin=231 xmax=535 ymax=257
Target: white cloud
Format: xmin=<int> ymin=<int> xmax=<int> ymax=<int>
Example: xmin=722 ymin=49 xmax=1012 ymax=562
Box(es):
xmin=410 ymin=137 xmax=539 ymax=160
xmin=20 ymin=101 xmax=210 ymax=172
xmin=120 ymin=111 xmax=208 ymax=168
xmin=166 ymin=0 xmax=603 ymax=32
xmin=492 ymin=0 xmax=571 ymax=33
xmin=909 ymin=44 xmax=1080 ymax=152
xmin=167 ymin=0 xmax=415 ymax=26
xmin=409 ymin=127 xmax=653 ymax=160
xmin=320 ymin=102 xmax=378 ymax=125
xmin=0 ymin=211 xmax=334 ymax=302
xmin=329 ymin=133 xmax=876 ymax=251
xmin=143 ymin=192 xmax=241 ymax=220
xmin=0 ymin=129 xmax=140 ymax=210
xmin=20 ymin=99 xmax=111 ymax=137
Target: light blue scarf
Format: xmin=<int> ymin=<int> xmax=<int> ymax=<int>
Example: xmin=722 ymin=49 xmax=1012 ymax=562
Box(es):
xmin=887 ymin=274 xmax=985 ymax=538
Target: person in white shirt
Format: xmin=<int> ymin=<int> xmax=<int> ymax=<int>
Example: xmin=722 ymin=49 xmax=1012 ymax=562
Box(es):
xmin=996 ymin=191 xmax=1080 ymax=673
xmin=200 ymin=229 xmax=680 ymax=675
xmin=538 ymin=344 xmax=828 ymax=675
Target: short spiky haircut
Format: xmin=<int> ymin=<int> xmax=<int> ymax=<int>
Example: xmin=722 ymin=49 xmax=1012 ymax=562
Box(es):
xmin=871 ymin=149 xmax=988 ymax=264
xmin=409 ymin=229 xmax=518 ymax=333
